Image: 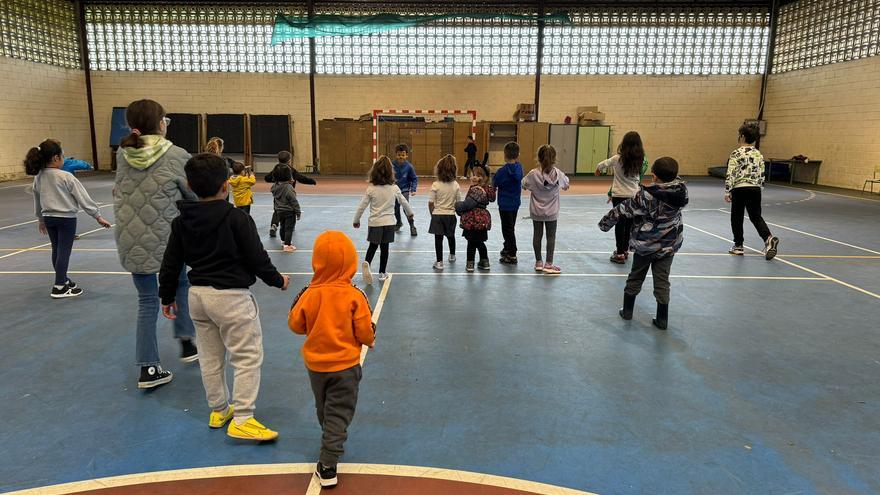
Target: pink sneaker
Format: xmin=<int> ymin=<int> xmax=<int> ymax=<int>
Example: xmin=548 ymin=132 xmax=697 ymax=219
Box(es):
xmin=534 ymin=261 xmax=545 ymax=272
xmin=283 ymin=245 xmax=296 ymax=253
xmin=542 ymin=264 xmax=561 ymax=274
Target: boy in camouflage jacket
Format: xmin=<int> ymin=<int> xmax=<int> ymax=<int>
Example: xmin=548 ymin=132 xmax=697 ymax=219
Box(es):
xmin=599 ymin=157 xmax=688 ymax=330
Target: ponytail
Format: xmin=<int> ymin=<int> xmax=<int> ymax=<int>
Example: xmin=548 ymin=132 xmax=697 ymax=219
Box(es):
xmin=120 ymin=99 xmax=165 ymax=149
xmin=537 ymin=144 xmax=556 ymax=173
xmin=23 ymin=139 xmax=62 ymax=176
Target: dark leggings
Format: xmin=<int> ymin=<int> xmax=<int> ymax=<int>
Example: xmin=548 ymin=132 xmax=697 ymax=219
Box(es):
xmin=434 ymin=234 xmax=456 ymax=262
xmin=730 ymin=186 xmax=772 ymax=246
xmin=44 ymin=216 xmax=77 ymax=286
xmin=365 ymin=242 xmax=390 ymax=273
xmin=278 ymin=211 xmax=297 ymax=245
xmin=533 ymin=220 xmax=558 ymax=263
xmin=611 ymin=197 xmax=633 ymax=255
xmin=466 ymin=240 xmax=488 ymax=263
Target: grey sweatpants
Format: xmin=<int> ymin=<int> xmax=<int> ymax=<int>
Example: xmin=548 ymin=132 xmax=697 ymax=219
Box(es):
xmin=625 ymin=254 xmax=674 ymax=304
xmin=308 ymin=364 xmax=362 ymax=467
xmin=188 ymin=285 xmax=264 ymax=420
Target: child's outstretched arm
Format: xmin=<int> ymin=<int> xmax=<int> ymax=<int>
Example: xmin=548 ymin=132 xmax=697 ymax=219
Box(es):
xmin=396 ymin=187 xmax=415 ymax=218
xmin=595 ymin=155 xmax=617 ymax=176
xmin=409 ymin=163 xmax=418 ymax=195
xmin=455 ymin=194 xmax=478 ymax=215
xmin=292 ymin=168 xmax=317 ymax=185
xmin=598 ymin=192 xmax=647 ymax=232
xmin=559 ymin=170 xmax=571 ymax=191
xmin=353 ymin=190 xmax=370 ymax=227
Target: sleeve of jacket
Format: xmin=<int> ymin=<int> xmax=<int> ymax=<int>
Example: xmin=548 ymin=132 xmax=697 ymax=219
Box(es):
xmin=352 ymin=290 xmax=375 ymax=347
xmin=33 ymin=178 xmax=42 ymax=220
xmin=285 ymin=188 xmax=301 ymax=216
xmin=175 ymin=156 xmax=198 ymax=201
xmin=353 ymin=190 xmax=370 ymax=224
xmin=455 ymin=193 xmax=478 ymax=215
xmin=288 ymin=286 xmax=310 ymax=335
xmin=492 ymin=166 xmax=507 ymax=188
xmin=558 ymin=170 xmax=571 ymax=191
xmin=521 ymin=170 xmax=534 ymax=191
xmin=243 ymin=175 xmax=256 ymax=187
xmin=596 ymin=155 xmax=618 ymax=174
xmin=158 ymin=220 xmax=185 ymax=305
xmin=408 ymin=164 xmax=418 ymax=193
xmin=67 ymin=176 xmax=102 ymax=218
xmin=292 ymin=169 xmax=317 ymax=185
xmin=599 ymin=190 xmax=648 ymax=232
xmin=725 ymin=150 xmax=738 ymax=193
xmin=233 ymin=212 xmax=285 ymax=288
xmin=264 ymin=170 xmax=275 ymax=183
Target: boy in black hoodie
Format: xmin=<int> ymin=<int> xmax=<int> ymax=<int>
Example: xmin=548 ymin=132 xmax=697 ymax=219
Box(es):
xmin=159 ymin=153 xmax=290 ymax=441
xmin=266 ymin=151 xmax=316 ymax=237
xmin=599 ymin=157 xmax=688 ymax=330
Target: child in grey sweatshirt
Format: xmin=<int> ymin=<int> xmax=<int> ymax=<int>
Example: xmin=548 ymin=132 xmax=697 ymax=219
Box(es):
xmin=25 ymin=139 xmax=111 ymax=298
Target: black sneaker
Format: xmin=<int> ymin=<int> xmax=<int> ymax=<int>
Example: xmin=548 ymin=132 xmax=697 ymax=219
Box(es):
xmin=410 ymin=226 xmax=418 ymax=236
xmin=466 ymin=261 xmax=475 ymax=273
xmin=315 ymin=462 xmax=338 ymax=488
xmin=138 ymin=365 xmax=173 ymax=389
xmin=477 ymin=260 xmax=491 ymax=271
xmin=180 ymin=339 xmax=199 ymax=363
xmin=66 ymin=279 xmax=77 ymax=289
xmin=507 ymin=255 xmax=518 ymax=264
xmin=51 ymin=283 xmax=83 ymax=299
xmin=269 ymin=224 xmax=277 ymax=238
xmin=728 ymin=245 xmax=744 ymax=256
xmin=764 ymin=236 xmax=780 ymax=261
xmin=395 ymin=221 xmax=403 ymax=231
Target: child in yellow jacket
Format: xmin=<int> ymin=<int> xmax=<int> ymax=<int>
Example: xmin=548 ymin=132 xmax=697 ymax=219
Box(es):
xmin=288 ymin=230 xmax=375 ymax=488
xmin=228 ymin=162 xmax=256 ymax=214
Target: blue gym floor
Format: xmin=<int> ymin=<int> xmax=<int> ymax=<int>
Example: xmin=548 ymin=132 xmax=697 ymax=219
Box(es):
xmin=1 ymin=176 xmax=878 ymax=495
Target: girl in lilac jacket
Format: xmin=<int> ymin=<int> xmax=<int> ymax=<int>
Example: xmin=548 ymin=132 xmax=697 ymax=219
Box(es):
xmin=522 ymin=145 xmax=570 ymax=274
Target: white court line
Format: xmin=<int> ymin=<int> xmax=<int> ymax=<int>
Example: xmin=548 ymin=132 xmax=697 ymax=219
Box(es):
xmin=716 ymin=207 xmax=880 ymax=255
xmin=4 ymin=463 xmax=596 ymax=495
xmin=767 ymin=182 xmax=880 ymax=204
xmin=0 ymin=225 xmax=113 ymax=260
xmin=0 ymin=270 xmax=826 ymax=281
xmin=684 ymin=223 xmax=880 ymax=300
xmin=0 ymin=204 xmax=111 ymax=231
xmin=360 ymin=273 xmax=392 ymax=366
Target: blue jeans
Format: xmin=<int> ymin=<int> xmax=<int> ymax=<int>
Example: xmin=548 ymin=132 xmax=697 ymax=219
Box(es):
xmin=43 ymin=216 xmax=77 ymax=286
xmin=132 ymin=268 xmax=195 ymax=366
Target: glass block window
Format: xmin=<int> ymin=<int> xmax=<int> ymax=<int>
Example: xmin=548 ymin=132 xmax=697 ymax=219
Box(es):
xmin=313 ymin=4 xmax=538 ymax=75
xmin=774 ymin=0 xmax=880 ymax=73
xmin=0 ymin=0 xmax=81 ymax=68
xmin=85 ymin=4 xmax=310 ymax=72
xmin=545 ymin=8 xmax=769 ymax=75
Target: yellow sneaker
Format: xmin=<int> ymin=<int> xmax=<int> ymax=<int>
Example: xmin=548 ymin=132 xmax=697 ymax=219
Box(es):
xmin=208 ymin=407 xmax=234 ymax=429
xmin=227 ymin=417 xmax=279 ymax=441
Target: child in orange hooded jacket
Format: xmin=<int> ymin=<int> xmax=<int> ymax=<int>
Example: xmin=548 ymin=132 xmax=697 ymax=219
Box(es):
xmin=288 ymin=230 xmax=375 ymax=488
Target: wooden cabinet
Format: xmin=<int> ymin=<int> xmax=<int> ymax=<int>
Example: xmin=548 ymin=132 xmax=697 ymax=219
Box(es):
xmin=345 ymin=122 xmax=372 ymax=176
xmin=318 ymin=121 xmax=347 ymax=175
xmin=318 ymin=121 xmax=372 ymax=175
xmin=550 ymin=124 xmax=578 ymax=174
xmin=516 ymin=122 xmax=550 ymax=170
xmin=576 ymin=126 xmax=611 ymax=174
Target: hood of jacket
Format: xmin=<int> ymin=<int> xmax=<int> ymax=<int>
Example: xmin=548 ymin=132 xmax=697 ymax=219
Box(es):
xmin=645 ymin=179 xmax=689 ymax=208
xmin=533 ymin=168 xmax=562 ymax=190
xmin=271 ymin=181 xmax=292 ymax=198
xmin=311 ymin=230 xmax=358 ymax=286
xmin=176 ymin=199 xmax=235 ymax=236
xmin=120 ymin=135 xmax=173 ymax=170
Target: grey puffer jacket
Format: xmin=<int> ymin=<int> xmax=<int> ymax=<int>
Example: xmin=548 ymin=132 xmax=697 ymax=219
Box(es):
xmin=114 ymin=142 xmax=196 ymax=274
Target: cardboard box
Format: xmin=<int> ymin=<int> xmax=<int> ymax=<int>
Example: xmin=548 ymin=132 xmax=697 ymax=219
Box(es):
xmin=577 ymin=105 xmax=605 ymax=124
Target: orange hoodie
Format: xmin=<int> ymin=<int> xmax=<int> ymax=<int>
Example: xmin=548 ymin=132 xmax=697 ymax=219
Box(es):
xmin=289 ymin=230 xmax=375 ymax=372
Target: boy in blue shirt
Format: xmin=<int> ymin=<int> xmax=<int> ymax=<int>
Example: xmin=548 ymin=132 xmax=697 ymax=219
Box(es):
xmin=393 ymin=143 xmax=418 ymax=236
xmin=493 ymin=142 xmax=524 ymax=264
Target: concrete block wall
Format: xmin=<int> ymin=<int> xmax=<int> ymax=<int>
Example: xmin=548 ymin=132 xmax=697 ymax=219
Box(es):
xmin=762 ymin=57 xmax=880 ymax=190
xmin=0 ymin=57 xmax=91 ymax=181
xmin=540 ymin=76 xmax=763 ymax=176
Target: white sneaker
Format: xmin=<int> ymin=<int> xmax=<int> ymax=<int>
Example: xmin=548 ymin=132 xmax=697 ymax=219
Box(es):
xmin=433 ymin=261 xmax=444 ymax=271
xmin=361 ymin=261 xmax=373 ymax=285
xmin=448 ymin=254 xmax=456 ymax=262
xmin=377 ymin=272 xmax=388 ymax=282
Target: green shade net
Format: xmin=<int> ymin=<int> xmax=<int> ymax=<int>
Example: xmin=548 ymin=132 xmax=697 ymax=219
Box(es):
xmin=272 ymin=12 xmax=571 ymax=43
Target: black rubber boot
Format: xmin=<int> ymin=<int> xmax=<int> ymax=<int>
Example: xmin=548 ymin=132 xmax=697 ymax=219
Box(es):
xmin=652 ymin=303 xmax=669 ymax=330
xmin=618 ymin=294 xmax=636 ymax=320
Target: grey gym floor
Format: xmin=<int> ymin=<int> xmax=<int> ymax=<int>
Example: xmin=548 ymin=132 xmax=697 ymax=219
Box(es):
xmin=0 ymin=175 xmax=878 ymax=495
